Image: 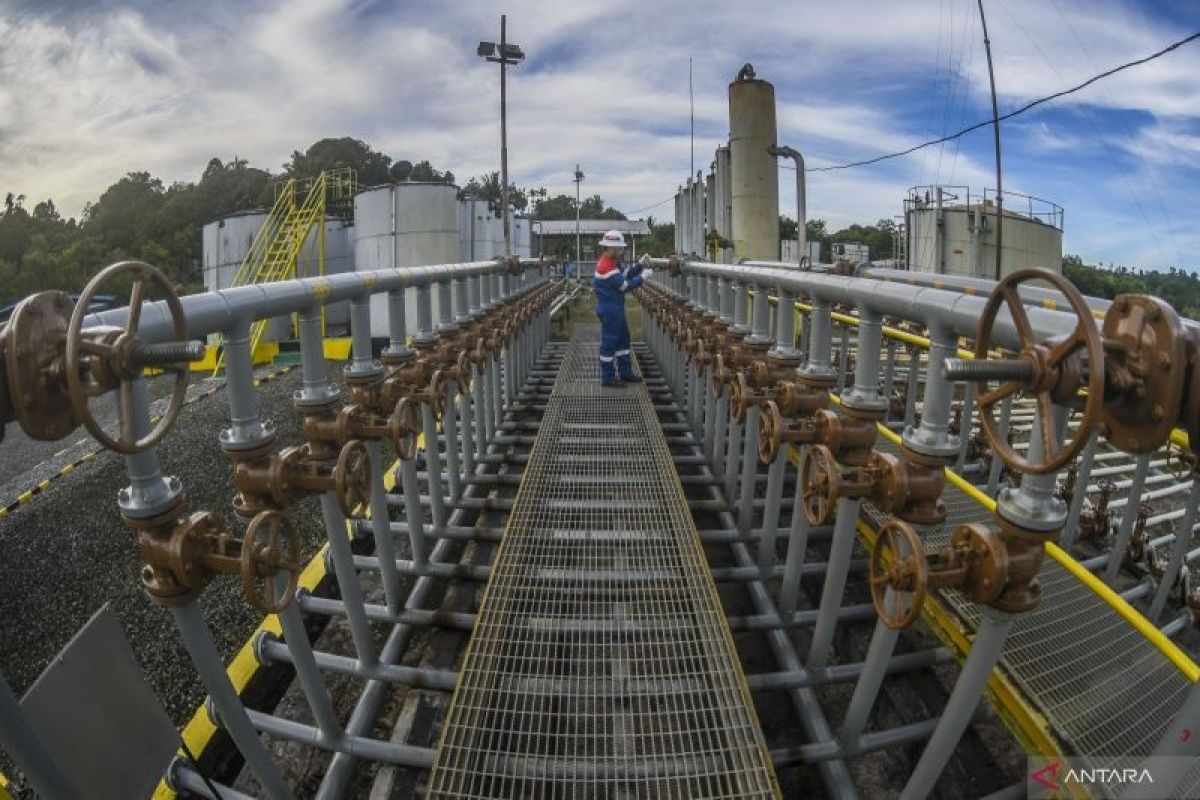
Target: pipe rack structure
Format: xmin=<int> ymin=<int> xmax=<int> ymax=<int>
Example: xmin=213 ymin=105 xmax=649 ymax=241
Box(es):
xmin=0 ymin=249 xmax=1198 ymax=799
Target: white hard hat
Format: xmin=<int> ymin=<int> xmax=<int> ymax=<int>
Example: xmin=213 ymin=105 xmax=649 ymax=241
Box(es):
xmin=598 ymin=230 xmax=626 ymax=249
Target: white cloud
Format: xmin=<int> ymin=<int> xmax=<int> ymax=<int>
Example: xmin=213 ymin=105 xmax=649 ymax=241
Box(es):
xmin=0 ymin=0 xmax=1196 ymax=267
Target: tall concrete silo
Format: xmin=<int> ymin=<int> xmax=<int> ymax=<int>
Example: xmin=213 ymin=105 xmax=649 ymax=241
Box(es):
xmin=728 ymin=65 xmax=779 ymax=261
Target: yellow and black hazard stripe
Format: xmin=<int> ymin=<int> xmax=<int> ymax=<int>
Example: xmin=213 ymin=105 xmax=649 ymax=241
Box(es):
xmin=0 ymin=365 xmax=298 ymax=521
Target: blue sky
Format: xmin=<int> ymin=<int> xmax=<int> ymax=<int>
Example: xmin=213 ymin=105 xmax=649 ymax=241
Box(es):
xmin=1 ymin=0 xmax=1198 ymax=269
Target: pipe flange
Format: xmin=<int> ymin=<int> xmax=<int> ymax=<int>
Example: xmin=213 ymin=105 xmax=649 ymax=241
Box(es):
xmin=900 ymin=424 xmax=960 ymax=462
xmin=344 ymin=361 xmax=385 ymax=382
xmin=381 ymin=344 xmax=414 ymax=365
xmin=118 ymin=474 xmax=185 ymax=520
xmin=839 ymin=388 xmax=888 ymax=416
xmin=796 ymin=365 xmax=837 ymax=387
xmin=293 ymin=383 xmax=341 ymax=408
xmin=219 ymin=420 xmax=278 ymax=453
xmin=252 ymin=629 xmax=280 ymax=666
xmin=995 ymin=486 xmax=1067 ymax=534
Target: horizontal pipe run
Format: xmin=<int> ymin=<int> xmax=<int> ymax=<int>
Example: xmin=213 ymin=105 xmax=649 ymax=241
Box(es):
xmin=1160 ymin=610 xmax=1196 ymax=638
xmin=85 ymin=259 xmax=550 ymax=341
xmin=1108 ymin=480 xmax=1193 ymax=509
xmin=746 ymin=647 xmax=953 ymax=690
xmin=726 ymin=602 xmax=878 ymax=632
xmin=243 ymin=708 xmax=436 ymax=768
xmin=352 ymin=554 xmax=491 ymax=582
xmin=375 ymin=521 xmax=506 ymax=544
xmin=1085 ymin=472 xmax=1176 ymax=494
xmin=297 ymin=592 xmax=476 ymax=630
xmin=169 ymin=763 xmax=258 ymax=800
xmin=259 ymin=636 xmax=457 ymax=690
xmin=385 ymin=495 xmax=515 ymax=513
xmin=656 ymin=259 xmax=1081 ymax=352
xmin=773 ymin=705 xmax=993 ymax=765
xmin=701 ymin=524 xmax=834 ymax=545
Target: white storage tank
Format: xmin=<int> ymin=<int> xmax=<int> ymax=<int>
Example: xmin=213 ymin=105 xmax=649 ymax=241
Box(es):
xmin=458 ymin=198 xmax=507 ymax=261
xmin=202 ymin=211 xmax=354 ymax=340
xmin=202 ymin=210 xmax=268 ymax=293
xmin=512 ymin=214 xmax=532 ymax=258
xmin=353 ymin=182 xmax=460 ymax=337
xmin=905 ymin=185 xmax=1063 ymax=278
xmin=297 ymin=217 xmax=354 ymax=328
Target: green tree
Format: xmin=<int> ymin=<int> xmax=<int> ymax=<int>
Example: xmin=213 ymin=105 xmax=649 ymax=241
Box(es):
xmin=285 ymin=137 xmax=392 ymax=184
xmin=408 ymin=160 xmax=455 ymax=185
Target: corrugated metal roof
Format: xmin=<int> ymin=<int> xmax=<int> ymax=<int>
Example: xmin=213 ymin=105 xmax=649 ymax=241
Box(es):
xmin=532 ymin=219 xmax=651 ymax=236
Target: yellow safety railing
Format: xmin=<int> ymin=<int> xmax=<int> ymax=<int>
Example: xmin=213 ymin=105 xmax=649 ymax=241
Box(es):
xmin=212 ymin=169 xmax=357 ymax=376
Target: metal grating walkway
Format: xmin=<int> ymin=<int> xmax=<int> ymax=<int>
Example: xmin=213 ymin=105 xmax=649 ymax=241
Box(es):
xmin=863 ymin=439 xmax=1193 ymax=794
xmin=428 ymin=337 xmax=780 ymax=799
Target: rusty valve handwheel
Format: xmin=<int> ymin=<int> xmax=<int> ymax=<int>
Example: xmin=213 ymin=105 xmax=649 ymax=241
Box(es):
xmin=408 ymin=369 xmax=448 ymax=421
xmin=65 ymin=261 xmax=193 ymax=454
xmin=965 ymin=269 xmax=1104 ymax=475
xmin=451 ymin=350 xmax=473 ymax=393
xmin=870 ymin=519 xmax=929 ymax=630
xmin=800 ymin=444 xmax=840 ymax=526
xmin=333 ymin=440 xmax=372 ymax=518
xmin=730 ymin=372 xmax=764 ymax=423
xmin=758 ymin=400 xmax=784 ymax=465
xmin=711 ymin=354 xmax=733 ymax=397
xmin=391 ymin=397 xmax=422 ymax=461
xmin=240 ymin=510 xmax=302 ymax=614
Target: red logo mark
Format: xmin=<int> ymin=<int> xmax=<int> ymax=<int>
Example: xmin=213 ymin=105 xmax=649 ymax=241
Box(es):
xmin=1032 ymin=761 xmax=1061 ymax=791
xmin=1183 ymin=728 xmax=1193 ymax=743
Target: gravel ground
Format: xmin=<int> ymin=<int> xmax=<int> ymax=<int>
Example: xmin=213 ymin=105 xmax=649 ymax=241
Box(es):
xmin=0 ymin=361 xmax=340 ymax=793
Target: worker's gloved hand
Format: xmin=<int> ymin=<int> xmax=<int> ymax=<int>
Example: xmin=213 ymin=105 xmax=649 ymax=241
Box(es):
xmin=639 ymin=254 xmax=652 ymax=268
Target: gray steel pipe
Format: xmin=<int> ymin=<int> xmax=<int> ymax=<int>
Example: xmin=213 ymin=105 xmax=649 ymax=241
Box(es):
xmin=650 ymin=260 xmax=1080 ymax=351
xmin=82 ymin=258 xmax=546 ymax=341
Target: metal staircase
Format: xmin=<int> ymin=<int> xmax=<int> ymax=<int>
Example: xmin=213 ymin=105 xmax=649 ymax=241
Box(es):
xmin=212 ymin=168 xmax=357 ymax=376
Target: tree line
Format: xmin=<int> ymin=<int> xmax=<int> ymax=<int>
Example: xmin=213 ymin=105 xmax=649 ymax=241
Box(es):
xmin=3 ymin=140 xmax=1196 ymax=317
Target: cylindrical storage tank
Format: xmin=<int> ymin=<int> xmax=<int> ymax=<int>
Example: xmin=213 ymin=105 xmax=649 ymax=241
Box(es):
xmin=676 ymin=189 xmax=686 ymax=251
xmin=296 ymin=217 xmax=354 ymax=328
xmin=200 ymin=209 xmax=301 ymax=343
xmin=512 ymin=214 xmax=532 ymax=258
xmin=487 ymin=212 xmax=505 ymax=259
xmin=458 ymin=199 xmax=475 ymax=262
xmin=353 ymin=182 xmax=460 ymax=337
xmin=693 ymin=171 xmax=706 ymax=255
xmin=705 ymin=170 xmax=716 ymax=258
xmin=906 ymin=187 xmax=1063 ymax=278
xmin=686 ymin=179 xmax=696 ymax=255
xmin=203 ymin=211 xmax=359 ymax=342
xmin=202 ymin=210 xmax=268 ymax=296
xmin=715 ymin=146 xmax=733 ymax=262
xmin=729 ymin=68 xmax=779 ymax=261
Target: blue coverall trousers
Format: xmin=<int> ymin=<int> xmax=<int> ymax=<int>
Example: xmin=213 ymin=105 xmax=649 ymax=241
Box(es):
xmin=598 ymin=305 xmax=634 ymax=383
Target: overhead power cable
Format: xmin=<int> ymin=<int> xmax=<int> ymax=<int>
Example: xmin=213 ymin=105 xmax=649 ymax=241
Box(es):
xmin=628 ymin=195 xmax=675 ymax=215
xmin=806 ymin=29 xmax=1200 ymax=173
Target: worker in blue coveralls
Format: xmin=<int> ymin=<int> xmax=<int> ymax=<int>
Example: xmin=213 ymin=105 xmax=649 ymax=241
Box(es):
xmin=593 ymin=229 xmax=653 ymax=386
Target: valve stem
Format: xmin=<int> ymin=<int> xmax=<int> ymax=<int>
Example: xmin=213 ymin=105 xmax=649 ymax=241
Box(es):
xmin=132 ymin=340 xmax=205 ymax=367
xmin=942 ymin=358 xmax=1033 ymax=383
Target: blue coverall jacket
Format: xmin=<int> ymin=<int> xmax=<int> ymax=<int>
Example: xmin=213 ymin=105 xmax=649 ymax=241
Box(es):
xmin=593 ymin=253 xmax=643 ymax=382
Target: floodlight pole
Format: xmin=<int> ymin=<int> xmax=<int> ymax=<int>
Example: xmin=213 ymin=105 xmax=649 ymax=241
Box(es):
xmin=574 ymin=164 xmax=584 ymax=272
xmin=478 ymin=19 xmax=523 ymax=259
xmin=500 ymin=14 xmax=511 ymax=257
